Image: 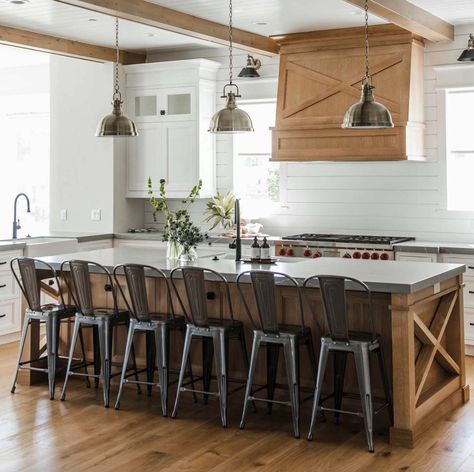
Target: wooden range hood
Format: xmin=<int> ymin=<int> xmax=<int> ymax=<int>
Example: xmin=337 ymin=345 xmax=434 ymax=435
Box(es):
xmin=271 ymin=24 xmax=425 ymax=162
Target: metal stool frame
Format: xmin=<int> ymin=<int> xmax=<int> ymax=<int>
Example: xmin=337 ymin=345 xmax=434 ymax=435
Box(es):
xmin=60 ymin=259 xmax=140 ymax=408
xmin=10 ymin=257 xmax=89 ymax=400
xmin=237 ymin=270 xmax=317 ymax=439
xmin=113 ymin=263 xmax=196 ymax=416
xmin=303 ymin=274 xmax=393 ymax=452
xmin=170 ymin=266 xmax=251 ymax=428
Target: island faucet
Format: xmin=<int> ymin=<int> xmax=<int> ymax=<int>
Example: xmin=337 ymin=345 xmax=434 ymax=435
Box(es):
xmin=12 ymin=193 xmax=31 ymax=239
xmin=228 ymin=198 xmax=241 ymax=261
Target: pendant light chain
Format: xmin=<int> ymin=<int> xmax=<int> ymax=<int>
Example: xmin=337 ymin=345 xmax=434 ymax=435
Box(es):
xmin=364 ymin=0 xmax=370 ymax=82
xmin=228 ymin=0 xmax=233 ymax=85
xmin=114 ymin=17 xmax=120 ymax=99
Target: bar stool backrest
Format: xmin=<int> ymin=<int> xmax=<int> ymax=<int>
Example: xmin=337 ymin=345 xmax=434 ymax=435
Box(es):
xmin=303 ymin=275 xmax=375 ymax=342
xmin=60 ymin=260 xmax=117 ymax=316
xmin=237 ymin=270 xmax=305 ymax=335
xmin=11 ymin=257 xmax=65 ymax=311
xmin=170 ymin=266 xmax=233 ymax=328
xmin=113 ymin=263 xmax=174 ymax=322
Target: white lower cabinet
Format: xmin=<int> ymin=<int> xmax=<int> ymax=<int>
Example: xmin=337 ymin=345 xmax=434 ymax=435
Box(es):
xmin=395 ymin=252 xmax=438 ymax=263
xmin=0 ymin=250 xmax=22 ymax=341
xmin=77 ymin=239 xmax=113 ymax=252
xmin=113 ymin=239 xmax=167 ymax=250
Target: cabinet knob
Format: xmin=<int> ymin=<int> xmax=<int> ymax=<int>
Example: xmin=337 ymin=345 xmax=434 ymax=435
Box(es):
xmin=160 ymin=110 xmax=166 ymax=115
xmin=0 ymin=284 xmax=6 ymax=289
xmin=0 ymin=314 xmax=5 ymax=318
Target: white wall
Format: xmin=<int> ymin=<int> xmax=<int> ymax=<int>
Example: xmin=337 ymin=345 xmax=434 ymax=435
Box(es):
xmin=145 ymin=26 xmax=474 ymax=242
xmin=50 ymin=56 xmax=143 ymax=233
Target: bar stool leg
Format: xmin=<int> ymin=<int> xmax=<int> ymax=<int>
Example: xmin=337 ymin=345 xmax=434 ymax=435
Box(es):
xmin=202 ymin=337 xmax=214 ymax=405
xmin=334 ymin=351 xmax=348 ymax=424
xmin=114 ymin=322 xmax=135 ymax=410
xmin=283 ymin=337 xmax=300 ymax=438
xmin=45 ymin=314 xmax=58 ymax=400
xmin=182 ymin=327 xmax=197 ymax=404
xmin=240 ymin=333 xmax=261 ymax=430
xmin=212 ymin=330 xmax=226 ymax=428
xmin=376 ymin=345 xmax=393 ymax=424
xmin=238 ymin=329 xmax=256 ymax=413
xmin=307 ymin=341 xmax=329 ymax=441
xmin=61 ymin=317 xmax=81 ymax=401
xmin=306 ymin=335 xmax=318 ymax=389
xmin=11 ymin=312 xmax=31 ymax=394
xmin=146 ymin=330 xmax=155 ymax=396
xmin=99 ymin=319 xmax=112 ymax=408
xmin=93 ymin=325 xmax=100 ymax=389
xmin=78 ymin=327 xmax=90 ymax=388
xmin=156 ymin=323 xmax=168 ymax=417
xmin=354 ymin=344 xmax=374 ymax=453
xmin=266 ymin=343 xmax=280 ymax=414
xmin=172 ymin=325 xmax=193 ymax=419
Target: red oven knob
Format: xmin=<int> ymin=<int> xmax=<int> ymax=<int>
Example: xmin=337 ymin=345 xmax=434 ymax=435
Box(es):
xmin=279 ymin=247 xmax=287 ymax=256
xmin=362 ymin=252 xmax=370 ymax=260
xmin=312 ymin=251 xmax=321 ymax=259
xmin=371 ymin=252 xmax=379 ymax=260
xmin=380 ymin=252 xmax=389 ymax=261
xmin=287 ymin=247 xmax=294 ymax=256
xmin=342 ymin=252 xmax=352 ymax=259
xmin=303 ymin=248 xmax=312 ymax=257
xmin=352 ymin=251 xmax=361 ymax=259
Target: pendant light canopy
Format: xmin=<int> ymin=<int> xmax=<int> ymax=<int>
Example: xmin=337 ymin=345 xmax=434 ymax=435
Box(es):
xmin=96 ymin=18 xmax=138 ymax=137
xmin=341 ymin=0 xmax=394 ymax=129
xmin=238 ymin=55 xmax=262 ymax=78
xmin=458 ymin=34 xmax=474 ymax=62
xmin=209 ymin=0 xmax=254 ymax=133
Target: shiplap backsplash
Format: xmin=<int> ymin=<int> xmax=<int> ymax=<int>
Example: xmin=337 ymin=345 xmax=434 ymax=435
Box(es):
xmin=144 ymin=24 xmax=474 ymax=242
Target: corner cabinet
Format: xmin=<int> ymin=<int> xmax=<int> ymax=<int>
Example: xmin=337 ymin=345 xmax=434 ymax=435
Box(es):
xmin=124 ymin=59 xmax=219 ymax=198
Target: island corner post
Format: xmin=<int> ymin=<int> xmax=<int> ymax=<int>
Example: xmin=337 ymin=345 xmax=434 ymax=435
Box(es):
xmin=22 ymin=266 xmax=469 ymax=449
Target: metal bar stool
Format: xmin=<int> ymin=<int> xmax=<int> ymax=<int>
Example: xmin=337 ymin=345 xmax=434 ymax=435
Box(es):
xmin=170 ymin=266 xmax=250 ymax=428
xmin=113 ymin=263 xmax=197 ymax=416
xmin=303 ymin=275 xmax=393 ymax=452
xmin=10 ymin=257 xmax=89 ymax=400
xmin=237 ymin=270 xmax=318 ymax=439
xmin=60 ymin=259 xmax=139 ymax=408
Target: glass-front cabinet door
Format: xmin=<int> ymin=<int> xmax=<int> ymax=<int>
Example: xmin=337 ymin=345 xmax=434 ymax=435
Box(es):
xmin=158 ymin=86 xmax=195 ymax=121
xmin=127 ymin=89 xmax=159 ymax=123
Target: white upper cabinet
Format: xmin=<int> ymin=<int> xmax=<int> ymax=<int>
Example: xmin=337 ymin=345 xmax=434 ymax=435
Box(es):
xmin=124 ymin=59 xmax=219 ymax=198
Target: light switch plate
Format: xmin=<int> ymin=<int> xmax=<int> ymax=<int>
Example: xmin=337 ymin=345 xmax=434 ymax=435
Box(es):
xmin=91 ymin=209 xmax=101 ymax=221
xmin=60 ymin=209 xmax=68 ymax=221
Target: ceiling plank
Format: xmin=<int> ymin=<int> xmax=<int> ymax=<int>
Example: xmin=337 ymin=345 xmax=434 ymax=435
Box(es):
xmin=0 ymin=24 xmax=145 ymax=64
xmin=54 ymin=0 xmax=279 ymax=56
xmin=343 ymin=0 xmax=454 ymax=42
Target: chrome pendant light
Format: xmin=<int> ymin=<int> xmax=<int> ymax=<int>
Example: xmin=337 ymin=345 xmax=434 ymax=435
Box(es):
xmin=458 ymin=34 xmax=474 ymax=62
xmin=96 ymin=17 xmax=138 ymax=137
xmin=209 ymin=0 xmax=254 ymax=133
xmin=238 ymin=55 xmax=262 ymax=78
xmin=341 ymin=0 xmax=394 ymax=129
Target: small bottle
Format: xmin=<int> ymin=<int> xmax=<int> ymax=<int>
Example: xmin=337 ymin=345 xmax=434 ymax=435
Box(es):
xmin=260 ymin=237 xmax=270 ymax=260
xmin=250 ymin=236 xmax=261 ymax=260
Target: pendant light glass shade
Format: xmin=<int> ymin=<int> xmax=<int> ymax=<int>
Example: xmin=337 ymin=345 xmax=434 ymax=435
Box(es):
xmin=209 ymin=0 xmax=254 ymax=134
xmin=96 ymin=18 xmax=138 ymax=137
xmin=238 ymin=55 xmax=261 ymax=78
xmin=209 ymin=87 xmax=254 ymax=133
xmin=341 ymin=0 xmax=393 ymax=129
xmin=458 ymin=34 xmax=474 ymax=61
xmin=342 ymin=82 xmax=394 ymax=129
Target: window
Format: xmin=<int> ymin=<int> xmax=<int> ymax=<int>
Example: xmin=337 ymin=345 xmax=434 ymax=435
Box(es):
xmin=0 ymin=47 xmax=50 ymax=239
xmin=446 ymin=89 xmax=474 ymax=211
xmin=233 ymin=101 xmax=281 ymax=219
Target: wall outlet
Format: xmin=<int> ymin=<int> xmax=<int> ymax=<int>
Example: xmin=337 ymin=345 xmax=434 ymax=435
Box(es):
xmin=91 ymin=209 xmax=101 ymax=221
xmin=60 ymin=209 xmax=68 ymax=221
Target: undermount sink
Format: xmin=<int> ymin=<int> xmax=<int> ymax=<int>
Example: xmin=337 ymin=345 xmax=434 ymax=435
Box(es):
xmin=20 ymin=237 xmax=78 ymax=257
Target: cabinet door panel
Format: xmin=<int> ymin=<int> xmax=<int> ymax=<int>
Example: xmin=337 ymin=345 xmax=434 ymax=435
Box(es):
xmin=127 ymin=89 xmax=159 ymax=122
xmin=127 ymin=123 xmax=164 ymax=195
xmin=159 ymin=86 xmax=195 ymax=121
xmin=162 ymin=122 xmax=198 ymax=194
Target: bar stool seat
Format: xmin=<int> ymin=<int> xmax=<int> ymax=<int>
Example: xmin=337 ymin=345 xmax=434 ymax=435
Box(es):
xmin=89 ymin=308 xmax=129 ymax=318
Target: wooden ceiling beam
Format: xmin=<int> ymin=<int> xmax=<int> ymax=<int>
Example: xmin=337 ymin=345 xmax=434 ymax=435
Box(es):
xmin=0 ymin=24 xmax=145 ymax=64
xmin=54 ymin=0 xmax=279 ymax=56
xmin=343 ymin=0 xmax=454 ymax=42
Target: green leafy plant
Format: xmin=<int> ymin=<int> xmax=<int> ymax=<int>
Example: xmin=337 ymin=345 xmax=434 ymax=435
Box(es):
xmin=176 ymin=221 xmax=203 ymax=254
xmin=203 ymin=191 xmax=236 ymax=231
xmin=148 ymin=177 xmax=202 ymax=244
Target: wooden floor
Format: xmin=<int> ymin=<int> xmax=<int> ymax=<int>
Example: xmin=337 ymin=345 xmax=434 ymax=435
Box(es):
xmin=2 ymin=342 xmax=474 ymax=472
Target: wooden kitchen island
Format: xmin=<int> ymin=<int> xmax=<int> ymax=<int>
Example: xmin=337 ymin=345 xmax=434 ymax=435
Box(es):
xmin=32 ymin=247 xmax=468 ymax=449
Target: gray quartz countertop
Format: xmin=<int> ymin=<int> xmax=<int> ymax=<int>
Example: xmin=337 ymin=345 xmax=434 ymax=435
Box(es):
xmin=40 ymin=247 xmax=465 ymax=294
xmin=394 ymin=241 xmax=474 ymax=255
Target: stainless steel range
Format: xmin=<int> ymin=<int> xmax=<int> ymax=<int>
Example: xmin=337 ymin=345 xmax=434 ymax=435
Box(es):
xmin=275 ymin=234 xmax=415 ymax=261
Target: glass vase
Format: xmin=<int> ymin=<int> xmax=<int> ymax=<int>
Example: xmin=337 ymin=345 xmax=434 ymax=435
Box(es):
xmin=178 ymin=246 xmax=198 ymax=263
xmin=166 ymin=240 xmax=181 ymax=260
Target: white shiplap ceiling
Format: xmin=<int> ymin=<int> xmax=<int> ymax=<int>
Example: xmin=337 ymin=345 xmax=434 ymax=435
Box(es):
xmin=0 ymin=0 xmax=471 ymax=54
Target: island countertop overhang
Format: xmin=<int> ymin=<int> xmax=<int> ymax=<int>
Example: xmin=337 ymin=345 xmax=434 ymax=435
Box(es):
xmin=39 ymin=247 xmax=466 ymax=294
